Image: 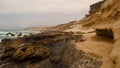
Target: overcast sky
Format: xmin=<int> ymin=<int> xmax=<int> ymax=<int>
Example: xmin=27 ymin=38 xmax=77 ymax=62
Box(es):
xmin=0 ymin=0 xmax=101 ymax=30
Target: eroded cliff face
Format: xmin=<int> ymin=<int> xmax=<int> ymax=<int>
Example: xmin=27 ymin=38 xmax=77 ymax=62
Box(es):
xmin=1 ymin=0 xmax=120 ymax=68
xmin=90 ymin=1 xmax=120 ymax=66
xmin=69 ymin=0 xmax=120 ymax=68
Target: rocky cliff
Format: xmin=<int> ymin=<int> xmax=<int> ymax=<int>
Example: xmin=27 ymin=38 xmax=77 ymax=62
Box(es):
xmin=64 ymin=0 xmax=120 ymax=68
xmin=1 ymin=0 xmax=120 ymax=68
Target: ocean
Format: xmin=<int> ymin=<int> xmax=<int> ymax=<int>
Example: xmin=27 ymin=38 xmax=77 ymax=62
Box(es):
xmin=0 ymin=30 xmax=40 ymax=42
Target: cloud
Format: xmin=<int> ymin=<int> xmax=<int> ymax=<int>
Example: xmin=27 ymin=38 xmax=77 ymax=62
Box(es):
xmin=0 ymin=0 xmax=102 ymax=30
xmin=0 ymin=0 xmax=102 ymax=14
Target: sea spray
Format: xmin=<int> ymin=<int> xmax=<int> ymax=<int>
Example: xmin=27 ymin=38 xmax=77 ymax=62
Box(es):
xmin=0 ymin=30 xmax=40 ymax=42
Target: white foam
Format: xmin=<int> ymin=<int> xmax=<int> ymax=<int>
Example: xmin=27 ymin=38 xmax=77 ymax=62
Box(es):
xmin=0 ymin=39 xmax=2 ymax=42
xmin=0 ymin=30 xmax=41 ymax=41
xmin=0 ymin=31 xmax=8 ymax=35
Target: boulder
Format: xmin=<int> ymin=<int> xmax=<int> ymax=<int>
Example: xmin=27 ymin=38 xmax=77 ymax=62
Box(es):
xmin=6 ymin=32 xmax=15 ymax=36
xmin=17 ymin=33 xmax=22 ymax=37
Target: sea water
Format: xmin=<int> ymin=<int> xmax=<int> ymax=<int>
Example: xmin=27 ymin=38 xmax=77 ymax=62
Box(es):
xmin=0 ymin=30 xmax=40 ymax=42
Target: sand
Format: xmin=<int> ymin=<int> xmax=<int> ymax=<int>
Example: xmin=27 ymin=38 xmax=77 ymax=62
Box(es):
xmin=74 ymin=32 xmax=115 ymax=68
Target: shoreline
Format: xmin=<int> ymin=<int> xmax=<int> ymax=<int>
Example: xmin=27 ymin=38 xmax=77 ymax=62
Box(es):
xmin=0 ymin=31 xmax=101 ymax=68
xmin=0 ymin=30 xmax=41 ymax=42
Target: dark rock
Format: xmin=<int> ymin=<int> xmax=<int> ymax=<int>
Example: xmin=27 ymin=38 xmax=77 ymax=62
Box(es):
xmin=6 ymin=32 xmax=15 ymax=36
xmin=11 ymin=46 xmax=51 ymax=61
xmin=0 ymin=31 xmax=101 ymax=68
xmin=28 ymin=46 xmax=51 ymax=60
xmin=1 ymin=46 xmax=15 ymax=60
xmin=1 ymin=38 xmax=11 ymax=44
xmin=17 ymin=33 xmax=22 ymax=37
xmin=89 ymin=1 xmax=104 ymax=15
xmin=49 ymin=54 xmax=61 ymax=64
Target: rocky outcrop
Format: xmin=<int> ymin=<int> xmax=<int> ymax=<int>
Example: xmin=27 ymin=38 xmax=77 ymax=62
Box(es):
xmin=6 ymin=32 xmax=15 ymax=36
xmin=17 ymin=33 xmax=22 ymax=37
xmin=88 ymin=1 xmax=104 ymax=16
xmin=93 ymin=1 xmax=120 ymax=67
xmin=0 ymin=31 xmax=101 ymax=68
xmin=1 ymin=0 xmax=120 ymax=68
xmin=70 ymin=0 xmax=120 ymax=68
xmin=62 ymin=0 xmax=120 ymax=68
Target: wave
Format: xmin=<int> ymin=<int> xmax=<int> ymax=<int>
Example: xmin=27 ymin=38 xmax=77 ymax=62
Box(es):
xmin=0 ymin=39 xmax=1 ymax=42
xmin=0 ymin=30 xmax=41 ymax=42
xmin=0 ymin=31 xmax=9 ymax=35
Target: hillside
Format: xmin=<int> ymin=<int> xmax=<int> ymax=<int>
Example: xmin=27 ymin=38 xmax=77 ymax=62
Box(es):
xmin=26 ymin=21 xmax=77 ymax=31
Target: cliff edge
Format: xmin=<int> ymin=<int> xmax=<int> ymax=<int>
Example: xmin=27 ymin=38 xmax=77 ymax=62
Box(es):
xmin=64 ymin=0 xmax=120 ymax=68
xmin=1 ymin=0 xmax=120 ymax=68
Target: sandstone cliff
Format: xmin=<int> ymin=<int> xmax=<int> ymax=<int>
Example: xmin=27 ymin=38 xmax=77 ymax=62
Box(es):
xmin=24 ymin=0 xmax=120 ymax=68
xmin=1 ymin=0 xmax=120 ymax=68
xmin=64 ymin=0 xmax=120 ymax=68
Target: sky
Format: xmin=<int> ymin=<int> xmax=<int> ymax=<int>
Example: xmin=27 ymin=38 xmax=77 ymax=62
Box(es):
xmin=0 ymin=0 xmax=102 ymax=30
